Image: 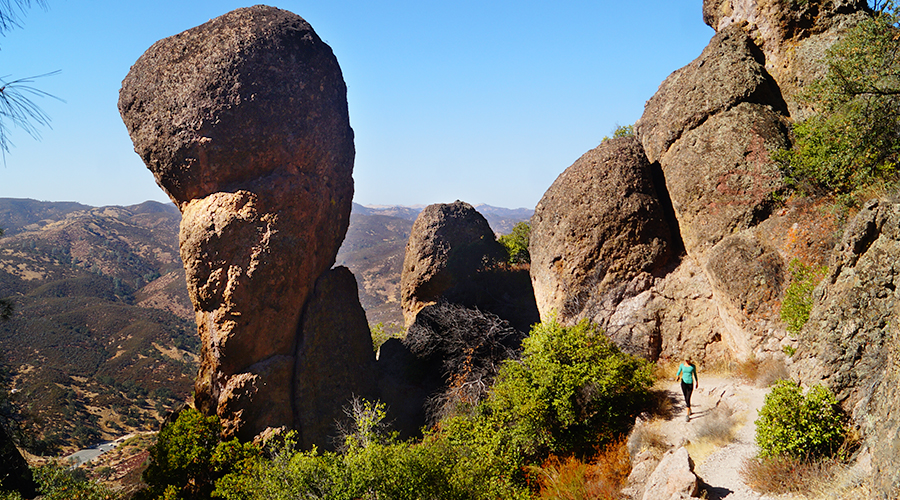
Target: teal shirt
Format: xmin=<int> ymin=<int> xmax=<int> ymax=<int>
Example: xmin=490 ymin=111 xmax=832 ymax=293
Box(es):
xmin=677 ymin=363 xmax=696 ymax=384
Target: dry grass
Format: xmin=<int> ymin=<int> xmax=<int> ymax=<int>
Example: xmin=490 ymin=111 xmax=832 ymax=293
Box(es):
xmin=686 ymin=404 xmax=741 ymax=464
xmin=626 ymin=422 xmax=669 ymax=460
xmin=729 ymin=356 xmax=789 ymax=387
xmin=533 ymin=439 xmax=632 ymax=500
xmin=740 ymin=455 xmax=846 ymax=496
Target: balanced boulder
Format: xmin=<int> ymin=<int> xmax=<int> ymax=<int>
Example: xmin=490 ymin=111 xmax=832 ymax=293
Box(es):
xmin=119 ymin=6 xmax=359 ymax=440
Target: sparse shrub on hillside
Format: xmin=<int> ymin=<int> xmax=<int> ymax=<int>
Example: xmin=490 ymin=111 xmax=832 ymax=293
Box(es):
xmin=498 ymin=221 xmax=531 ymax=264
xmin=755 ymin=380 xmax=847 ymax=460
xmin=780 ymin=259 xmax=826 ymax=334
xmin=601 ymin=123 xmax=635 ymax=142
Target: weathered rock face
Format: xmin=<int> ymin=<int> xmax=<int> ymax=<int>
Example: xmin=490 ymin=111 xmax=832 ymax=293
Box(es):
xmin=400 ymin=201 xmax=507 ymax=326
xmin=636 ymin=25 xmax=785 ymax=165
xmin=637 ymin=25 xmax=789 ymax=260
xmin=119 ymin=6 xmax=358 ymax=440
xmin=294 ymin=266 xmax=379 ymax=450
xmin=793 ymin=200 xmax=900 ymax=498
xmin=702 ymin=0 xmax=869 ymax=119
xmin=640 ymin=447 xmax=700 ymax=500
xmin=529 ymin=136 xmax=673 ymax=328
xmin=658 ymin=103 xmax=788 ymax=259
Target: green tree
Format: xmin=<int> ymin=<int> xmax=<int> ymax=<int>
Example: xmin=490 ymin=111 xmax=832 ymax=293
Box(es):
xmin=777 ymin=2 xmax=900 ymax=196
xmin=138 ymin=408 xmax=259 ymax=500
xmin=498 ymin=221 xmax=531 ymax=264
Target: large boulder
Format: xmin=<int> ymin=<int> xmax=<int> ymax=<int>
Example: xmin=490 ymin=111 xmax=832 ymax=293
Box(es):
xmin=400 ymin=201 xmax=507 ymax=326
xmin=640 ymin=447 xmax=700 ymax=500
xmin=702 ymin=0 xmax=869 ymax=120
xmin=119 ymin=6 xmax=358 ymax=440
xmin=635 ymin=25 xmax=785 ymax=164
xmin=658 ymin=102 xmax=787 ymax=259
xmin=793 ymin=200 xmax=900 ymax=497
xmin=529 ymin=136 xmax=673 ymax=328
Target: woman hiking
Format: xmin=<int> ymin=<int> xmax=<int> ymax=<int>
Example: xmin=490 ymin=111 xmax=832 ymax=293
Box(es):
xmin=675 ymin=357 xmax=699 ymax=421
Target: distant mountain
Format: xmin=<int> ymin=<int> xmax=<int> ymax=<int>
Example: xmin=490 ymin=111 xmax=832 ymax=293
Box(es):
xmin=0 ymin=199 xmax=195 ymax=455
xmin=0 ymin=199 xmax=532 ymax=454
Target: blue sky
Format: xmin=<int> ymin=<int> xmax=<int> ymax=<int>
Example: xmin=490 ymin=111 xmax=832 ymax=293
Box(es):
xmin=0 ymin=1 xmax=713 ymax=210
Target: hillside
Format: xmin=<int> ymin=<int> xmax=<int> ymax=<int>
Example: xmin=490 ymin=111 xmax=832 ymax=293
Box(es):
xmin=0 ymin=199 xmax=196 ymax=454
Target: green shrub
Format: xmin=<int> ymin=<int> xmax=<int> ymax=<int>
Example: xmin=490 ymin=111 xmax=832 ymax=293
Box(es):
xmin=213 ymin=319 xmax=653 ymax=499
xmin=755 ymin=380 xmax=847 ymax=459
xmin=498 ymin=221 xmax=531 ymax=264
xmin=138 ymin=408 xmax=259 ymax=500
xmin=780 ymin=259 xmax=826 ymax=334
xmin=601 ymin=124 xmax=635 ymax=142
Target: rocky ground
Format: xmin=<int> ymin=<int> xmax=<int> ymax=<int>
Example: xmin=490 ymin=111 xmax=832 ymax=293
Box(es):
xmin=627 ymin=375 xmax=792 ymax=500
xmin=626 ymin=373 xmax=874 ymax=500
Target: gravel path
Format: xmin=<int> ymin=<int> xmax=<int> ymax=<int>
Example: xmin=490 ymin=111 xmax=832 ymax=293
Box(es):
xmin=659 ymin=376 xmax=782 ymax=500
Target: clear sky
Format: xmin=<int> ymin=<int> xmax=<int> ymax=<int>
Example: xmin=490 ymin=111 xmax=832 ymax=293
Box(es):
xmin=0 ymin=1 xmax=713 ymax=210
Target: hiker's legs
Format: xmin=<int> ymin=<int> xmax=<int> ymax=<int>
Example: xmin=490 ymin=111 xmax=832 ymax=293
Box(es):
xmin=681 ymin=381 xmax=693 ymax=417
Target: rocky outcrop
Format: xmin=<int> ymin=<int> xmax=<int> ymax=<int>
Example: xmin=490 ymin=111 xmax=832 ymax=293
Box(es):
xmin=529 ymin=136 xmax=673 ymax=328
xmin=702 ymin=0 xmax=869 ymax=119
xmin=400 ymin=201 xmax=507 ymax=326
xmin=119 ymin=6 xmax=363 ymax=441
xmin=294 ymin=267 xmax=379 ymax=450
xmin=640 ymin=447 xmax=700 ymax=500
xmin=793 ymin=200 xmax=900 ymax=498
xmin=636 ymin=26 xmax=789 ymax=259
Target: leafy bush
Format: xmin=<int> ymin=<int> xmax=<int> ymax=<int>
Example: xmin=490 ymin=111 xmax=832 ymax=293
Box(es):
xmin=213 ymin=319 xmax=653 ymax=499
xmin=137 ymin=407 xmax=259 ymax=500
xmin=780 ymin=259 xmax=826 ymax=334
xmin=487 ymin=318 xmax=654 ymax=457
xmin=498 ymin=221 xmax=531 ymax=264
xmin=755 ymin=380 xmax=847 ymax=460
xmin=776 ymin=5 xmax=900 ymax=197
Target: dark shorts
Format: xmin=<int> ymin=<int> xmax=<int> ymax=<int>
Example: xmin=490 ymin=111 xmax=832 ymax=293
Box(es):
xmin=681 ymin=380 xmax=694 ymax=408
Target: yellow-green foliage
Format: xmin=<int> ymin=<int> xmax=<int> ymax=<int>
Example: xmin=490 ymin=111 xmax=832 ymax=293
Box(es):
xmin=780 ymin=259 xmax=826 ymax=334
xmin=498 ymin=221 xmax=531 ymax=264
xmin=755 ymin=380 xmax=847 ymax=460
xmin=212 ymin=319 xmax=654 ymax=499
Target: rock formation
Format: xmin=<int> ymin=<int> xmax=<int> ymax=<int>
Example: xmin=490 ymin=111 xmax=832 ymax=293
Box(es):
xmin=640 ymin=447 xmax=700 ymax=500
xmin=793 ymin=200 xmax=900 ymax=498
xmin=529 ymin=136 xmax=673 ymax=329
xmin=119 ymin=6 xmax=370 ymax=442
xmin=400 ymin=200 xmax=507 ymax=326
xmin=703 ymin=0 xmax=869 ymax=119
xmin=636 ymin=26 xmax=789 ymax=259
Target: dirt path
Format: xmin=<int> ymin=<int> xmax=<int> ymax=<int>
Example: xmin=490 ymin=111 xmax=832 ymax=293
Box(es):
xmin=658 ymin=376 xmax=780 ymax=500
